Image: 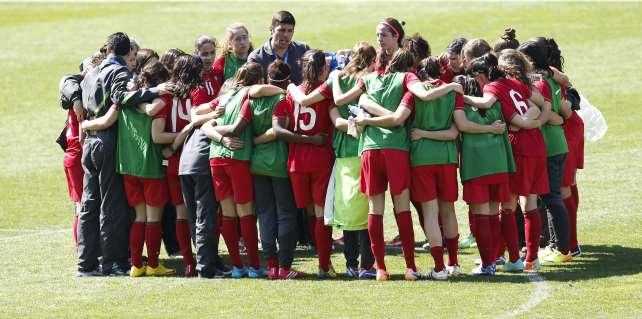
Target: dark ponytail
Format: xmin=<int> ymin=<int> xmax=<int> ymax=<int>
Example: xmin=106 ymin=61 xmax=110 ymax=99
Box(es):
xmin=301 ymin=49 xmax=326 ymax=85
xmin=416 ymin=56 xmax=441 ymax=81
xmin=468 ymin=53 xmax=503 ymax=82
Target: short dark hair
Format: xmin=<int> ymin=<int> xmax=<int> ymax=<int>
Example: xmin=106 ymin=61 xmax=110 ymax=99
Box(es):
xmin=447 ymin=37 xmax=467 ymax=55
xmin=267 ymin=60 xmax=291 ymax=89
xmin=416 ymin=56 xmax=441 ymax=81
xmin=106 ymin=32 xmax=131 ymax=56
xmin=271 ymin=10 xmax=295 ymax=28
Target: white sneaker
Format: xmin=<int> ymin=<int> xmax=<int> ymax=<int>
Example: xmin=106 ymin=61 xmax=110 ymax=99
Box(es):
xmin=421 ymin=242 xmax=431 ymax=250
xmin=446 ymin=265 xmax=461 ymax=276
xmin=427 ymin=268 xmax=448 ymax=280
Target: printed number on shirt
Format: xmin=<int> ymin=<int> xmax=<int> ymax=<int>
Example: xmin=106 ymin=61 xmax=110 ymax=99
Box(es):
xmin=293 ymin=102 xmax=317 ymax=132
xmin=171 ymin=97 xmax=191 ymax=132
xmin=509 ymin=89 xmax=528 ymax=115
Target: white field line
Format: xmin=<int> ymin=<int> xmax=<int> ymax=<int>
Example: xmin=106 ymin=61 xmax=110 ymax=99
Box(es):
xmin=0 ymin=229 xmax=68 ymax=241
xmin=498 ymin=273 xmax=550 ymax=319
xmin=0 ymin=228 xmax=65 ymax=232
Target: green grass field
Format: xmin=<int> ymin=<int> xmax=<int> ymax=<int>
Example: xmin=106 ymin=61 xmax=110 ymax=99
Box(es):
xmin=1 ymin=1 xmax=641 ymax=318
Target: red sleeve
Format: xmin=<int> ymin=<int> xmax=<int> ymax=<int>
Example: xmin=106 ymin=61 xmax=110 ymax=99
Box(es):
xmin=403 ymin=72 xmax=421 ymax=89
xmin=400 ymin=91 xmax=415 ymax=112
xmin=534 ymin=81 xmax=551 ymax=101
xmin=212 ymin=56 xmax=225 ymax=84
xmin=357 ymin=78 xmax=366 ymax=91
xmin=455 ymin=92 xmax=465 ymax=109
xmin=273 ymin=95 xmax=292 ymax=118
xmin=190 ymin=88 xmax=209 ymax=106
xmin=317 ymin=81 xmax=333 ymax=99
xmin=239 ymin=94 xmax=252 ymax=122
xmin=561 ymin=85 xmax=567 ymax=99
xmin=154 ymin=95 xmax=173 ymax=119
xmin=209 ymin=97 xmax=220 ymax=110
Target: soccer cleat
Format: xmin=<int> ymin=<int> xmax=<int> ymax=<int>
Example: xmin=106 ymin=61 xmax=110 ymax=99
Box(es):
xmin=346 ymin=266 xmax=359 ymax=279
xmin=538 ymin=245 xmax=556 ymax=259
xmin=524 ymin=259 xmax=541 ymax=271
xmin=231 ymin=266 xmax=248 ymax=279
xmin=248 ymin=267 xmax=265 ymax=278
xmin=502 ymin=259 xmax=525 ymax=272
xmin=458 ymin=233 xmax=477 ymax=248
xmin=376 ymin=269 xmax=390 ymax=281
xmin=495 ymin=256 xmax=506 ymax=266
xmin=543 ymin=250 xmax=572 ymax=263
xmin=358 ymin=267 xmax=377 ymax=280
xmin=279 ymin=268 xmax=305 ymax=280
xmin=387 ymin=235 xmax=403 ymax=247
xmin=427 ymin=268 xmax=448 ymax=280
xmin=404 ymin=268 xmax=422 ymax=281
xmin=446 ymin=265 xmax=461 ymax=276
xmin=421 ymin=242 xmax=431 ymax=250
xmin=471 ymin=264 xmax=496 ymax=276
xmin=318 ymin=265 xmax=338 ymax=279
xmin=571 ymin=245 xmax=582 ymax=257
xmin=184 ymin=263 xmax=197 ymax=278
xmin=129 ymin=265 xmax=146 ymax=277
xmin=76 ymin=269 xmax=103 ymax=277
xmin=266 ymin=267 xmax=280 ymax=280
xmin=145 ymin=263 xmax=176 ymax=277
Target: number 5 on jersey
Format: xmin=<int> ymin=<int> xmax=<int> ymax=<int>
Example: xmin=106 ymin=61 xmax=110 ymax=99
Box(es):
xmin=293 ymin=102 xmax=317 ymax=132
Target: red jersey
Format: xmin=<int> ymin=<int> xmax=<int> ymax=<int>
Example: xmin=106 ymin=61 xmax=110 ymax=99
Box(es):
xmin=484 ymin=78 xmax=546 ymax=157
xmin=64 ymin=109 xmax=82 ymax=167
xmin=273 ymin=82 xmax=334 ymax=173
xmin=201 ymin=69 xmax=222 ymax=102
xmin=211 ymin=56 xmax=225 ymax=88
xmin=534 ymin=80 xmax=567 ymax=102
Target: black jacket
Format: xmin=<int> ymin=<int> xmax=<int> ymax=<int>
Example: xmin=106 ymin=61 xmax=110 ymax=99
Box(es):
xmin=98 ymin=54 xmax=159 ymax=115
xmin=59 ymin=74 xmax=83 ymax=109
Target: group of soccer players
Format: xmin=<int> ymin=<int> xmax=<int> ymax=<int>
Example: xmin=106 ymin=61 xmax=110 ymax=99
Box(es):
xmin=61 ymin=11 xmax=585 ymax=281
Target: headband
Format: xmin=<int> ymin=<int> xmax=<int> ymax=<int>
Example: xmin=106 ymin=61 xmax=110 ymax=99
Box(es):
xmin=380 ymin=21 xmax=400 ymax=38
xmin=268 ymin=74 xmax=291 ymax=82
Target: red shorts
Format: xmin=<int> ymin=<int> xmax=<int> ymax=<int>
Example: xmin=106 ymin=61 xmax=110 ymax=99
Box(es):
xmin=166 ymin=156 xmax=183 ymax=205
xmin=290 ymin=166 xmax=332 ymax=209
xmin=360 ymin=149 xmax=410 ymax=196
xmin=410 ymin=164 xmax=458 ymax=202
xmin=123 ymin=175 xmax=168 ymax=207
xmin=210 ymin=158 xmax=253 ymax=204
xmin=64 ymin=164 xmax=84 ymax=203
xmin=463 ymin=173 xmax=510 ymax=204
xmin=510 ymin=155 xmax=549 ymax=196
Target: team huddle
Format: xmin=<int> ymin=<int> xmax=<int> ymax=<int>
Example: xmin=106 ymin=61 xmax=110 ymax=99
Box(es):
xmin=59 ymin=11 xmax=585 ymax=281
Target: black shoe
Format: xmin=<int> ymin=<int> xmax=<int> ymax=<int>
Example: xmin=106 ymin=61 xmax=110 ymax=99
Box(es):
xmin=76 ymin=269 xmax=103 ymax=277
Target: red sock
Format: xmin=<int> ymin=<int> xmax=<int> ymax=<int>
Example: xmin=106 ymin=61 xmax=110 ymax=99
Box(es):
xmin=315 ymin=218 xmax=333 ymax=272
xmin=413 ymin=201 xmax=425 ymax=229
xmin=500 ymin=209 xmax=520 ymax=263
xmin=129 ymin=221 xmax=145 ymax=268
xmin=395 ymin=211 xmax=416 ymax=271
xmin=307 ymin=216 xmax=316 ymax=245
xmin=564 ymin=196 xmax=578 ymax=250
xmin=221 ymin=218 xmax=243 ymax=268
xmin=473 ymin=214 xmax=492 ymax=267
xmin=239 ymin=215 xmax=260 ymax=269
xmin=367 ymin=214 xmax=386 ymax=271
xmin=524 ymin=209 xmax=542 ymax=262
xmin=430 ymin=246 xmax=446 ymax=272
xmin=72 ymin=215 xmax=78 ymax=247
xmin=266 ymin=258 xmax=279 ymax=269
xmin=176 ymin=219 xmax=195 ymax=266
xmin=445 ymin=234 xmax=459 ymax=266
xmin=489 ymin=213 xmax=502 ymax=261
xmin=145 ymin=222 xmax=162 ymax=268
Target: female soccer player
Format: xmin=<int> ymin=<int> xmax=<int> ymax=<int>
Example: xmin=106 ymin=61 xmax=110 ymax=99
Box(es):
xmin=354 ymin=57 xmax=464 ymax=280
xmin=194 ymin=36 xmax=221 ymax=100
xmin=493 ymin=28 xmax=520 ymax=53
xmin=438 ymin=37 xmax=467 ymax=83
xmin=272 ymin=49 xmax=337 ymax=279
xmin=213 ymin=23 xmax=253 ymax=86
xmin=287 ymin=42 xmax=379 ymax=279
xmin=330 ymin=48 xmax=462 ymax=281
xmin=465 ymin=50 xmax=556 ymax=273
xmin=519 ymin=40 xmax=574 ymax=263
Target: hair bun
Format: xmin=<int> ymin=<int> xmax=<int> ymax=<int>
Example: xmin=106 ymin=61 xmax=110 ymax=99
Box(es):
xmin=401 ymin=21 xmax=406 ymax=26
xmin=502 ymin=28 xmax=516 ymax=41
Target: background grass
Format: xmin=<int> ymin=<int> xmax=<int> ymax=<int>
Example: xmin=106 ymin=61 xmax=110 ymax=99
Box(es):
xmin=0 ymin=1 xmax=641 ymax=318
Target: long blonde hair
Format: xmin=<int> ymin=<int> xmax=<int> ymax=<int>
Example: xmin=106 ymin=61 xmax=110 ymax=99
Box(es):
xmin=219 ymin=23 xmax=254 ymax=58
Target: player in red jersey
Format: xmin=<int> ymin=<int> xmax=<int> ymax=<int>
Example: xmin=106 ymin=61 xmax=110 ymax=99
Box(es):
xmin=438 ymin=38 xmax=467 ymax=83
xmin=212 ymin=23 xmax=253 ymax=89
xmin=465 ymin=50 xmax=556 ymax=273
xmin=273 ymin=49 xmax=338 ymax=278
xmin=461 ymin=39 xmax=492 ymax=71
xmin=195 ymin=36 xmax=222 ymax=100
xmin=493 ymin=28 xmax=520 ymax=53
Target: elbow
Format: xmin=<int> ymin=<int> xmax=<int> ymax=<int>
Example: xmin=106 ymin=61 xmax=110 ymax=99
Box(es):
xmin=151 ymin=134 xmax=162 ymax=144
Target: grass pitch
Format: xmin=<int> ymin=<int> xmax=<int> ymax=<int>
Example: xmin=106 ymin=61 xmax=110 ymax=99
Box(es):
xmin=0 ymin=2 xmax=641 ymax=318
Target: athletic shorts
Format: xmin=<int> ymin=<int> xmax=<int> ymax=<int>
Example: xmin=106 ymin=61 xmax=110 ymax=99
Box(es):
xmin=290 ymin=166 xmax=332 ymax=209
xmin=463 ymin=173 xmax=510 ymax=204
xmin=410 ymin=164 xmax=458 ymax=202
xmin=510 ymin=155 xmax=549 ymax=196
xmin=210 ymin=158 xmax=253 ymax=204
xmin=360 ymin=149 xmax=410 ymax=196
xmin=123 ymin=175 xmax=168 ymax=207
xmin=64 ymin=164 xmax=84 ymax=203
xmin=166 ymin=156 xmax=183 ymax=205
